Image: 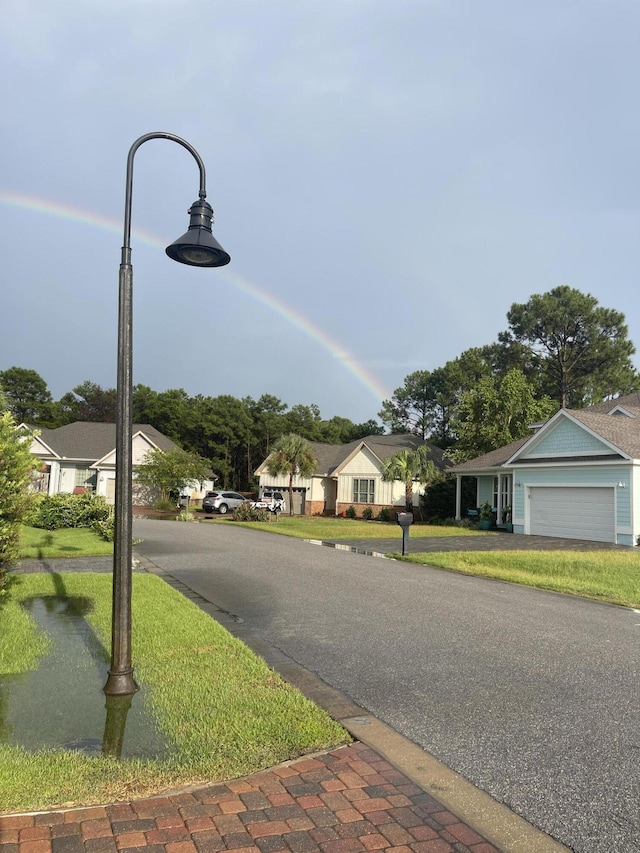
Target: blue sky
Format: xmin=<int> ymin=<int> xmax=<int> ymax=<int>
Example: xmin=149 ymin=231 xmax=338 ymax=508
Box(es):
xmin=2 ymin=1 xmax=639 ymax=424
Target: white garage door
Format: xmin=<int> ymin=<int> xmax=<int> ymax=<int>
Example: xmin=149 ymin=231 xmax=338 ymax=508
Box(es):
xmin=529 ymin=486 xmax=615 ymax=543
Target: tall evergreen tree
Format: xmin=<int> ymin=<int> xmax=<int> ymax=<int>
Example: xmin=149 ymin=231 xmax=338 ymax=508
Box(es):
xmin=57 ymin=381 xmax=117 ymax=423
xmin=0 ymin=367 xmax=53 ymax=424
xmin=378 ymin=370 xmax=435 ymax=439
xmin=499 ymin=285 xmax=638 ymax=408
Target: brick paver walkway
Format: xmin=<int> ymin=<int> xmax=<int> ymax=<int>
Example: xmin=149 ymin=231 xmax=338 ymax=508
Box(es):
xmin=0 ymin=744 xmax=500 ymax=853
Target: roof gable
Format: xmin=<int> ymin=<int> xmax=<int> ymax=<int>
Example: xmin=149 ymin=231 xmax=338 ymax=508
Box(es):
xmin=608 ymin=405 xmax=639 ymax=418
xmin=28 ymin=433 xmax=59 ymax=457
xmin=586 ymin=392 xmax=640 ymax=413
xmin=333 ymin=442 xmax=381 ymax=476
xmin=512 ymin=412 xmax=616 ymax=461
xmin=93 ymin=430 xmax=162 ymax=467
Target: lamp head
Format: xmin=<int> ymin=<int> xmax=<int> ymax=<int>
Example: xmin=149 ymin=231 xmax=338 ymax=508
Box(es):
xmin=165 ymin=197 xmax=231 ymax=267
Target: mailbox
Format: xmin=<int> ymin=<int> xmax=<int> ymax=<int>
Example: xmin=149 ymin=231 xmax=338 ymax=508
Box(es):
xmin=395 ymin=511 xmax=413 ymax=555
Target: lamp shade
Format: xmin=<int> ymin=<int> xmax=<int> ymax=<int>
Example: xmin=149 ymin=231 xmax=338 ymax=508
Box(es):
xmin=165 ymin=197 xmax=231 ymax=267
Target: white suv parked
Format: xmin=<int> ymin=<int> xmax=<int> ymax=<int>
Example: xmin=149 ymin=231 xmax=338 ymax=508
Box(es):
xmin=252 ymin=489 xmax=286 ymax=513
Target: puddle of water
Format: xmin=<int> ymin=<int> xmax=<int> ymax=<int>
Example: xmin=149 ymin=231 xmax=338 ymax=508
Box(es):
xmin=0 ymin=596 xmax=171 ymax=759
xmin=305 ymin=539 xmax=387 ymax=558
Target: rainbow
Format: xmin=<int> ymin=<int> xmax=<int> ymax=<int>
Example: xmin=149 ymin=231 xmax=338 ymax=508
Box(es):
xmin=0 ymin=191 xmax=391 ymax=405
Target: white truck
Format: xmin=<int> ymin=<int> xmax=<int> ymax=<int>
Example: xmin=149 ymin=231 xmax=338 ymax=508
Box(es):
xmin=251 ymin=489 xmax=286 ymax=513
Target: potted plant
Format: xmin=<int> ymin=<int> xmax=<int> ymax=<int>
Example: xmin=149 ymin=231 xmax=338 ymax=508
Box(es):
xmin=479 ymin=501 xmax=493 ymax=530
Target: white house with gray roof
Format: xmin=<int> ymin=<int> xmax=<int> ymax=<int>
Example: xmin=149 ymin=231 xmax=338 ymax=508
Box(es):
xmin=255 ymin=433 xmax=448 ymax=516
xmin=24 ymin=421 xmax=213 ymax=507
xmin=449 ymin=392 xmax=640 ymax=545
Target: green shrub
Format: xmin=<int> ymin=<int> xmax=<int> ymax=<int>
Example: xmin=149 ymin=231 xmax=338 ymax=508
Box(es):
xmin=232 ymin=503 xmax=270 ymax=522
xmin=0 ymin=411 xmax=38 ymax=581
xmin=176 ymin=510 xmax=196 ymax=522
xmin=376 ymin=507 xmax=391 ymax=522
xmin=362 ymin=507 xmax=373 ymax=520
xmin=31 ymin=493 xmax=111 ymax=531
xmin=91 ymin=515 xmax=115 ymax=541
xmin=345 ymin=505 xmax=357 ymax=519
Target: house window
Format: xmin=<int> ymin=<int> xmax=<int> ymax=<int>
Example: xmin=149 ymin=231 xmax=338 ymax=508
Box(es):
xmin=353 ymin=478 xmax=375 ymax=503
xmin=75 ymin=468 xmax=96 ymax=489
xmin=493 ymin=476 xmax=511 ymax=516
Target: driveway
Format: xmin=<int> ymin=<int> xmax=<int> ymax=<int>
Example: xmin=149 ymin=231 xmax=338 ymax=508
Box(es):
xmin=322 ymin=529 xmax=634 ymax=555
xmin=131 ymin=519 xmax=639 ymax=853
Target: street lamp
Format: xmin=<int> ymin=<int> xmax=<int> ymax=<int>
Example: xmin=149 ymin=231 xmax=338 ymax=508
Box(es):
xmin=104 ymin=132 xmax=230 ymax=696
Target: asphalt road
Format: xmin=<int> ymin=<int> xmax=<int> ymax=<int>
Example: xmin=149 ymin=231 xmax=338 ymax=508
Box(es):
xmin=133 ymin=519 xmax=640 ymax=853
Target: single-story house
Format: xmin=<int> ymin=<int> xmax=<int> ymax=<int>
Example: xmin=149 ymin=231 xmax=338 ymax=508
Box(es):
xmin=449 ymin=392 xmax=640 ymax=546
xmin=255 ymin=433 xmax=448 ymax=516
xmin=23 ymin=421 xmax=215 ymax=507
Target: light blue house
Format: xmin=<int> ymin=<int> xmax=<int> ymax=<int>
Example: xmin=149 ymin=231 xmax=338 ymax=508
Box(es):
xmin=450 ymin=392 xmax=640 ymax=546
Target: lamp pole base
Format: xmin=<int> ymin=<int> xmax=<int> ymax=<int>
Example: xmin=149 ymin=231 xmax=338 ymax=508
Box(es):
xmin=103 ymin=668 xmax=138 ymax=697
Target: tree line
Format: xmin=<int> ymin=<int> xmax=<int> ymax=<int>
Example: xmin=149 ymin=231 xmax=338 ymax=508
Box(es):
xmin=0 ymin=368 xmax=382 ymax=491
xmin=3 ymin=285 xmax=638 ymax=485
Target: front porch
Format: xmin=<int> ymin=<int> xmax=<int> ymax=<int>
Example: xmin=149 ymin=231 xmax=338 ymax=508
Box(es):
xmin=454 ymin=472 xmax=513 ymax=528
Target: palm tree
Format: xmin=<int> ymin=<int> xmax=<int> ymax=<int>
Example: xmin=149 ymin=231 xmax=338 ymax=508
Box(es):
xmin=381 ymin=445 xmax=440 ymax=517
xmin=265 ymin=433 xmax=318 ymax=515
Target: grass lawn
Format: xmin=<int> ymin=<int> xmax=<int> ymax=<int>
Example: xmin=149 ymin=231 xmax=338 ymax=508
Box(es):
xmin=0 ymin=573 xmax=348 ymax=813
xmin=19 ymin=526 xmax=113 ymax=560
xmin=219 ymin=515 xmax=489 ymax=540
xmin=397 ymin=550 xmax=640 ymax=608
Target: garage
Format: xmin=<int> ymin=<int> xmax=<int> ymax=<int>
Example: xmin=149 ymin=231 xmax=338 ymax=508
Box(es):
xmin=288 ymin=487 xmax=306 ymax=515
xmin=529 ymin=486 xmax=615 ymax=543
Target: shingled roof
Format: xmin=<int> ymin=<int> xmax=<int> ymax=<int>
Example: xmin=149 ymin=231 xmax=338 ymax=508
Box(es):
xmin=30 ymin=422 xmax=178 ymax=461
xmin=565 ymin=409 xmax=640 ymax=459
xmin=306 ymin=433 xmax=448 ymax=476
xmin=586 ymin=392 xmax=640 ymax=413
xmin=448 ymin=437 xmax=530 ymax=472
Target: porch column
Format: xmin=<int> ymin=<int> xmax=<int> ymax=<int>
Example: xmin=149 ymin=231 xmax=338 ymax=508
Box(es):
xmin=455 ymin=474 xmax=461 ymax=520
xmin=49 ymin=461 xmax=60 ymax=495
xmin=497 ymin=473 xmax=503 ymax=524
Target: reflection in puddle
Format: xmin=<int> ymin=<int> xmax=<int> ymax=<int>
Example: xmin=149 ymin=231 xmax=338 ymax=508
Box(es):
xmin=305 ymin=539 xmax=387 ymax=558
xmin=0 ymin=596 xmax=170 ymax=759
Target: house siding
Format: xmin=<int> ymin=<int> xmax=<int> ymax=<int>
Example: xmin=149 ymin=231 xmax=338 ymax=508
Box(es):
xmin=524 ymin=420 xmax=611 ymax=457
xmin=340 ymin=447 xmax=381 ymax=476
xmin=339 ymin=447 xmax=383 ymax=506
xmin=633 ymin=465 xmax=640 ymax=545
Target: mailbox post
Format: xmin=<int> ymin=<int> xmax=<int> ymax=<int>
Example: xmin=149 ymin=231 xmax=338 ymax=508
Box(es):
xmin=396 ymin=511 xmax=413 ymax=555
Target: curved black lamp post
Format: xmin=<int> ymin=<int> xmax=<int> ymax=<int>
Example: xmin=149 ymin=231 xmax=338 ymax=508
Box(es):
xmin=104 ymin=132 xmax=230 ymax=697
